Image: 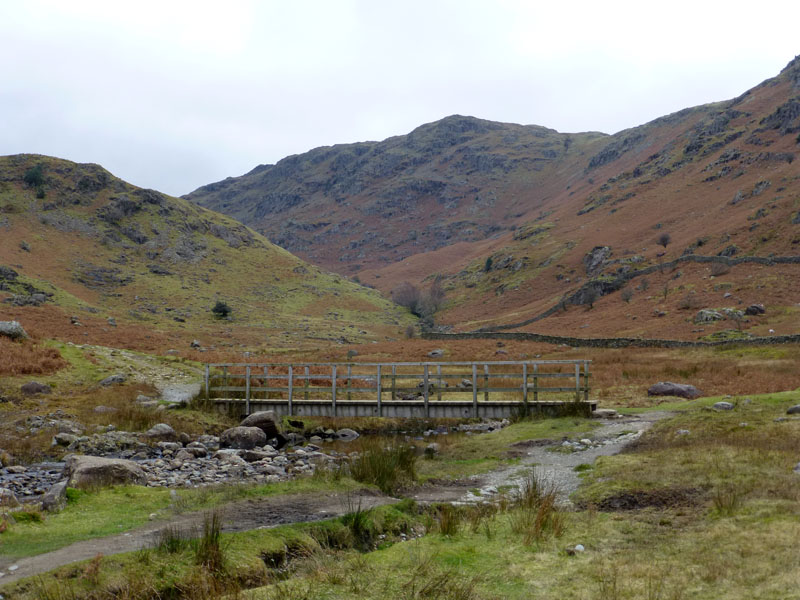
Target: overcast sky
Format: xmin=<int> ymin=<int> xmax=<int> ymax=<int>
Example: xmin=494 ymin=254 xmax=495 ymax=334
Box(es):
xmin=1 ymin=1 xmax=798 ymax=196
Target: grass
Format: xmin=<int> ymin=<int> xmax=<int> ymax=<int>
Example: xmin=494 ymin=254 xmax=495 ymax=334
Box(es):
xmin=348 ymin=441 xmax=418 ymax=494
xmin=0 ymin=337 xmax=68 ymax=376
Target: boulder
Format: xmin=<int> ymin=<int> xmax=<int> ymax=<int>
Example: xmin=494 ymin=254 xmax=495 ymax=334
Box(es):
xmin=64 ymin=455 xmax=147 ymax=488
xmin=744 ymin=304 xmax=766 ymax=316
xmin=786 ymin=405 xmax=800 ymax=415
xmin=0 ymin=320 xmax=28 ymax=340
xmin=99 ymin=374 xmax=126 ymax=386
xmin=242 ymin=449 xmax=274 ymax=462
xmin=240 ymin=411 xmax=281 ymax=438
xmin=220 ymin=426 xmax=267 ymax=450
xmin=41 ymin=481 xmax=68 ymax=512
xmin=336 ymin=428 xmax=359 ymax=441
xmin=647 ymin=382 xmax=702 ymax=400
xmin=591 ymin=408 xmax=619 ymax=419
xmin=53 ymin=432 xmax=79 ymax=446
xmin=713 ymin=401 xmax=734 ymax=411
xmin=20 ymin=381 xmax=52 ymax=395
xmin=145 ymin=423 xmax=178 ymax=442
xmin=0 ymin=488 xmax=20 ymax=508
xmin=695 ymin=309 xmax=724 ymax=324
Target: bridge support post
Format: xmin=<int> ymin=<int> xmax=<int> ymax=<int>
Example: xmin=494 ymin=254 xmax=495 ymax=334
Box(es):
xmin=288 ymin=366 xmax=293 ymax=415
xmin=423 ymin=364 xmax=429 ymax=417
xmin=377 ymin=364 xmax=382 ymax=416
xmin=472 ymin=364 xmax=478 ymax=418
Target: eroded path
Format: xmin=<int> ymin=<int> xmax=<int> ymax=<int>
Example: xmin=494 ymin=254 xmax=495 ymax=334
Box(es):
xmin=0 ymin=412 xmax=670 ymax=586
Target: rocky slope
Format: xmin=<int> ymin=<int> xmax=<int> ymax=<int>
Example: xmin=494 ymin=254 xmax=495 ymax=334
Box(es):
xmin=188 ymin=57 xmax=800 ymax=339
xmin=0 ymin=155 xmax=412 ymax=351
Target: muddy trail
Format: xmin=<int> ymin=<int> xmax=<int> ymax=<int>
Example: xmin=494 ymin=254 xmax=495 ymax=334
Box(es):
xmin=0 ymin=412 xmax=668 ymax=586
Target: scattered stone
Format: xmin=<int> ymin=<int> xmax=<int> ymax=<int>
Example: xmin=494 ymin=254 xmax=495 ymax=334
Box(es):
xmin=99 ymin=374 xmax=126 ymax=386
xmin=93 ymin=405 xmax=117 ymax=414
xmin=0 ymin=488 xmax=20 ymax=508
xmin=107 ymin=317 xmax=116 ymax=327
xmin=427 ymin=349 xmax=444 ymax=358
xmin=786 ymin=405 xmax=800 ymax=415
xmin=676 ymin=429 xmax=690 ymax=436
xmin=145 ymin=423 xmax=178 ymax=442
xmin=425 ymin=443 xmax=440 ymax=456
xmin=336 ymin=428 xmax=359 ymax=441
xmin=0 ymin=320 xmax=28 ymax=340
xmin=713 ymin=401 xmax=734 ymax=411
xmin=64 ymin=455 xmax=148 ymax=489
xmin=592 ymin=409 xmax=618 ymax=419
xmin=190 ymin=340 xmax=201 ymax=348
xmin=53 ymin=433 xmax=78 ymax=446
xmin=41 ymin=481 xmax=67 ymax=512
xmin=220 ymin=426 xmax=267 ymax=450
xmin=694 ymin=309 xmax=724 ymax=324
xmin=794 ymin=462 xmax=800 ymax=476
xmin=647 ymin=382 xmax=702 ymax=399
xmin=240 ymin=411 xmax=281 ymax=438
xmin=744 ymin=303 xmax=765 ymax=316
xmin=20 ymin=381 xmax=51 ymax=395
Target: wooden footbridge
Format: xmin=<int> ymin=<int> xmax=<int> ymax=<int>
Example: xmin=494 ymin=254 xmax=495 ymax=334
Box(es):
xmin=204 ymin=360 xmax=594 ymax=419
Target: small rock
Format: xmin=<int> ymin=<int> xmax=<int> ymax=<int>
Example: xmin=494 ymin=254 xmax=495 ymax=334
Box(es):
xmin=591 ymin=408 xmax=618 ymax=419
xmin=20 ymin=381 xmax=52 ymax=395
xmin=793 ymin=462 xmax=800 ymax=475
xmin=93 ymin=405 xmax=117 ymax=413
xmin=676 ymin=429 xmax=690 ymax=436
xmin=744 ymin=304 xmax=765 ymax=316
xmin=786 ymin=405 xmax=800 ymax=415
xmin=41 ymin=481 xmax=67 ymax=512
xmin=713 ymin=401 xmax=734 ymax=411
xmin=99 ymin=374 xmax=126 ymax=386
xmin=146 ymin=423 xmax=178 ymax=442
xmin=190 ymin=340 xmax=202 ymax=348
xmin=427 ymin=349 xmax=444 ymax=358
xmin=336 ymin=428 xmax=359 ymax=441
xmin=0 ymin=488 xmax=20 ymax=508
xmin=647 ymin=382 xmax=702 ymax=399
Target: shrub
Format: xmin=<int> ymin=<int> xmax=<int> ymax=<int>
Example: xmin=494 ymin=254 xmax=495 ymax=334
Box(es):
xmin=657 ymin=232 xmax=671 ymax=248
xmin=348 ymin=441 xmax=417 ymax=494
xmin=211 ymin=301 xmax=231 ymax=319
xmin=23 ymin=164 xmax=45 ymax=188
xmin=621 ymin=288 xmax=633 ymax=303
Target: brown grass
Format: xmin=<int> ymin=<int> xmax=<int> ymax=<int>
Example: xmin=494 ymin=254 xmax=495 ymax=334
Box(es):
xmin=0 ymin=338 xmax=68 ymax=376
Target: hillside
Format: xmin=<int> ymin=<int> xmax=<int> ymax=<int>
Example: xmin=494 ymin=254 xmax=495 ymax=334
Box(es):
xmin=187 ymin=57 xmax=800 ymax=339
xmin=0 ymin=155 xmax=412 ymax=352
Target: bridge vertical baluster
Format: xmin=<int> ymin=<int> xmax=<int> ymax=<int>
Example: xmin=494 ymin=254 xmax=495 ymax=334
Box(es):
xmin=423 ymin=364 xmax=429 ymax=417
xmin=436 ymin=365 xmax=442 ymax=402
xmin=533 ymin=364 xmax=539 ymax=411
xmin=472 ymin=364 xmax=478 ymax=418
xmin=575 ymin=363 xmax=580 ymax=402
xmin=377 ymin=364 xmax=382 ymax=416
xmin=584 ymin=361 xmax=590 ymax=402
xmin=347 ymin=364 xmax=352 ymax=400
xmin=391 ymin=365 xmax=397 ymax=400
xmin=245 ymin=365 xmax=251 ymax=415
xmin=484 ymin=364 xmax=489 ymax=403
xmin=522 ymin=363 xmax=528 ymax=412
xmin=332 ymin=365 xmax=337 ymax=417
xmin=288 ymin=366 xmax=293 ymax=416
xmin=263 ymin=366 xmax=269 ymax=399
xmin=223 ymin=366 xmax=228 ymax=400
xmin=204 ymin=364 xmax=210 ymax=399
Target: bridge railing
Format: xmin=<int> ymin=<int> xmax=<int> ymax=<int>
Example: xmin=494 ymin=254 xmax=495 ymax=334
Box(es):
xmin=204 ymin=360 xmax=591 ymax=417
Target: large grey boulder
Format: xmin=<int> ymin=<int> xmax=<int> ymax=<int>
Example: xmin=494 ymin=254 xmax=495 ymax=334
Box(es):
xmin=695 ymin=309 xmax=724 ymax=324
xmin=145 ymin=423 xmax=178 ymax=442
xmin=713 ymin=401 xmax=735 ymax=411
xmin=41 ymin=481 xmax=68 ymax=512
xmin=220 ymin=426 xmax=267 ymax=450
xmin=0 ymin=320 xmax=28 ymax=340
xmin=786 ymin=405 xmax=800 ymax=415
xmin=336 ymin=428 xmax=359 ymax=441
xmin=647 ymin=382 xmax=702 ymax=400
xmin=745 ymin=304 xmax=766 ymax=316
xmin=240 ymin=411 xmax=281 ymax=438
xmin=64 ymin=455 xmax=147 ymax=488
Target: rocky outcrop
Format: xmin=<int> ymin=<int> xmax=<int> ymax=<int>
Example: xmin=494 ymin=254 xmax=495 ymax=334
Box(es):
xmin=64 ymin=455 xmax=148 ymax=488
xmin=647 ymin=382 xmax=702 ymax=400
xmin=41 ymin=481 xmax=67 ymax=512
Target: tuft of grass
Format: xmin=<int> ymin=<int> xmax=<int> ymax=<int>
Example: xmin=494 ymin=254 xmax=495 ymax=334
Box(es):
xmin=154 ymin=524 xmax=192 ymax=554
xmin=348 ymin=441 xmax=417 ymax=494
xmin=194 ymin=510 xmax=226 ymax=574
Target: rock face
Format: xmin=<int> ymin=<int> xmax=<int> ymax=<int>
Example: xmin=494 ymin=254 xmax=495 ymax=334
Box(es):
xmin=240 ymin=411 xmax=281 ymax=438
xmin=583 ymin=246 xmax=612 ymax=276
xmin=0 ymin=320 xmax=28 ymax=340
xmin=64 ymin=455 xmax=148 ymax=488
xmin=220 ymin=426 xmax=267 ymax=450
xmin=20 ymin=382 xmax=52 ymax=395
xmin=647 ymin=382 xmax=702 ymax=400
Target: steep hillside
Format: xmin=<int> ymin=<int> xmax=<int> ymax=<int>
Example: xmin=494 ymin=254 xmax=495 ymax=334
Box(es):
xmin=0 ymin=155 xmax=412 ymax=352
xmin=188 ymin=57 xmax=800 ymax=339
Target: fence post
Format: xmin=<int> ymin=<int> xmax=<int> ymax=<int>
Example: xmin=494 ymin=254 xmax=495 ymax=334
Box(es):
xmin=423 ymin=364 xmax=429 ymax=417
xmin=391 ymin=365 xmax=397 ymax=400
xmin=377 ymin=364 xmax=382 ymax=416
xmin=484 ymin=364 xmax=489 ymax=403
xmin=288 ymin=366 xmax=293 ymax=416
xmin=204 ymin=364 xmax=209 ymax=399
xmin=575 ymin=363 xmax=581 ymax=402
xmin=245 ymin=365 xmax=251 ymax=415
xmin=522 ymin=363 xmax=528 ymax=411
xmin=472 ymin=363 xmax=478 ymax=417
xmin=332 ymin=365 xmax=337 ymax=417
xmin=584 ymin=361 xmax=590 ymax=402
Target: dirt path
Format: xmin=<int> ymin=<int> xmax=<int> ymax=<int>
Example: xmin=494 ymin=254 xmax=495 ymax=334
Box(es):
xmin=0 ymin=412 xmax=669 ymax=587
xmin=0 ymin=490 xmax=396 ymax=586
xmin=410 ymin=412 xmax=670 ymax=505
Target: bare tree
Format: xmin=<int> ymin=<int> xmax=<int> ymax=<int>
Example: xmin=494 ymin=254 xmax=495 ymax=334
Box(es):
xmin=621 ymin=288 xmax=633 ymax=303
xmin=657 ymin=232 xmax=672 ymax=248
xmin=391 ymin=282 xmax=421 ymax=315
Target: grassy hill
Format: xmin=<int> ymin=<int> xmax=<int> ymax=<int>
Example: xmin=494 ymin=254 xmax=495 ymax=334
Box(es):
xmin=187 ymin=57 xmax=800 ymax=340
xmin=0 ymin=155 xmax=413 ymax=353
